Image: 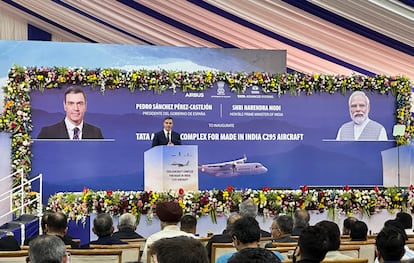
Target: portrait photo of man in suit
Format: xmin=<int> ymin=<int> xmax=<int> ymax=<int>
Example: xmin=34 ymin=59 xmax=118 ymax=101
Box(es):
xmin=37 ymin=86 xmax=104 ymax=140
xmin=336 ymin=90 xmax=387 ymax=141
xmin=151 ymin=116 xmax=181 ymax=147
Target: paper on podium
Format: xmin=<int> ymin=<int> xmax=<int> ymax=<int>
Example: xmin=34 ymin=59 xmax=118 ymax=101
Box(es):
xmin=144 ymin=145 xmax=198 ymax=192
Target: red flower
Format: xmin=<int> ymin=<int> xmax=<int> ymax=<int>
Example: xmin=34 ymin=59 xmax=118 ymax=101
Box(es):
xmin=344 ymin=185 xmax=351 ymax=191
xmin=178 ymin=188 xmax=184 ymax=195
xmin=262 ymin=186 xmax=270 ymax=192
xmin=374 ymin=186 xmax=379 ymax=193
xmin=83 ymin=187 xmax=89 ymax=194
xmin=301 ymin=185 xmax=308 ymax=193
xmin=226 ymin=185 xmax=234 ymax=192
xmin=106 ymin=190 xmax=113 ymax=196
xmin=410 ymin=185 xmax=414 ymax=191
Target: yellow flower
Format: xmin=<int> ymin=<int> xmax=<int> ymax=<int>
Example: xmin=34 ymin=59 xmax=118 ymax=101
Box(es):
xmin=178 ymin=199 xmax=185 ymax=209
xmin=37 ymin=75 xmax=44 ymax=81
xmin=223 ymin=191 xmax=229 ymax=200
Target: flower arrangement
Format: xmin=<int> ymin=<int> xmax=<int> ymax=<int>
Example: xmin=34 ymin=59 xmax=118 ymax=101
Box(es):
xmin=46 ymin=186 xmax=414 ymax=224
xmin=0 ymin=65 xmax=412 ymax=215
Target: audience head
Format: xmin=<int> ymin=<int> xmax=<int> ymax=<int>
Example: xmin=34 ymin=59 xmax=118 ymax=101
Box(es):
xmin=226 ymin=214 xmax=241 ymax=232
xmin=239 ymin=199 xmax=258 ymax=218
xmin=118 ymin=213 xmax=138 ymax=231
xmin=384 ymin=219 xmax=408 ymax=240
xmin=92 ymin=213 xmax=114 ymax=237
xmin=342 ymin=216 xmax=358 ymax=235
xmin=41 ymin=212 xmax=53 ymax=234
xmin=231 ymin=216 xmax=261 ymax=250
xmin=180 ymin=214 xmax=197 ymax=234
xmin=156 ymin=201 xmax=183 ymax=226
xmin=293 ymin=209 xmax=310 ymax=228
xmin=46 ymin=212 xmax=68 ymax=236
xmin=271 ymin=215 xmax=294 ymax=239
xmin=396 ymin=212 xmax=413 ymax=230
xmin=294 ymin=225 xmax=329 ymax=263
xmin=315 ymin=220 xmax=341 ymax=251
xmin=149 ymin=236 xmax=208 ymax=263
xmin=228 ymin=248 xmax=281 ymax=263
xmin=28 ymin=235 xmax=67 ymax=263
xmin=376 ymin=226 xmax=406 ymax=262
xmin=350 ymin=221 xmax=368 ymax=241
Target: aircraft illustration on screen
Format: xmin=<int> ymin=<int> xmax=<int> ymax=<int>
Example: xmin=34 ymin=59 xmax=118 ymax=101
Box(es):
xmin=199 ymin=155 xmax=268 ymax=177
xmin=170 ymin=160 xmax=190 ymax=167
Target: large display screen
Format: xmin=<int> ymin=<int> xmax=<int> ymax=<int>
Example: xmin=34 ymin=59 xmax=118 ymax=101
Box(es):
xmin=31 ymin=83 xmax=395 ymax=202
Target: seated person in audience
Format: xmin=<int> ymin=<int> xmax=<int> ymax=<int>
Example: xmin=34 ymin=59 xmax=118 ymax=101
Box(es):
xmin=89 ymin=213 xmax=127 ymax=245
xmin=292 ymin=225 xmax=329 ymax=263
xmin=24 ymin=212 xmax=52 ymax=245
xmin=239 ymin=199 xmax=271 ymax=237
xmin=0 ymin=232 xmax=20 ymax=251
xmin=382 ymin=220 xmax=414 ymax=260
xmin=112 ymin=213 xmax=143 ymax=239
xmin=315 ymin=220 xmax=353 ymax=259
xmin=180 ymin=214 xmax=197 ymax=235
xmin=27 ymin=235 xmax=68 ymax=263
xmin=228 ymin=247 xmax=281 ymax=263
xmin=375 ymin=226 xmax=406 ymax=263
xmin=292 ymin=209 xmax=310 ymax=236
xmin=350 ymin=220 xmax=368 ymax=241
xmin=216 ymin=217 xmax=283 ymax=263
xmin=396 ymin=212 xmax=413 ymax=234
xmin=265 ymin=215 xmax=297 ymax=248
xmin=342 ymin=216 xmax=358 ymax=235
xmin=206 ymin=214 xmax=241 ymax=260
xmin=46 ymin=212 xmax=79 ymax=248
xmin=150 ymin=236 xmax=208 ymax=263
xmin=142 ymin=201 xmax=194 ymax=263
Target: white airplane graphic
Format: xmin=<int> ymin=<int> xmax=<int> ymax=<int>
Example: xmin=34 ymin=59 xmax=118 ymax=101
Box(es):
xmin=199 ymin=155 xmax=268 ymax=177
xmin=170 ymin=160 xmax=190 ymax=167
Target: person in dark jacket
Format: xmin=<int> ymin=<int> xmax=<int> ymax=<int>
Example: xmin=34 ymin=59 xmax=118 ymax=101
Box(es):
xmin=112 ymin=213 xmax=143 ymax=239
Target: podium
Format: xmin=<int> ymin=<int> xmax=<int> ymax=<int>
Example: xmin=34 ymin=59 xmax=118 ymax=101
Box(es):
xmin=381 ymin=143 xmax=414 ymax=187
xmin=144 ymin=145 xmax=198 ymax=192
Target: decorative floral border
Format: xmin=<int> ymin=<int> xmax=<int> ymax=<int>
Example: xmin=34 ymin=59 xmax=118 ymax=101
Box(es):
xmin=47 ymin=186 xmax=414 ymax=224
xmin=0 ymin=65 xmax=412 ymax=215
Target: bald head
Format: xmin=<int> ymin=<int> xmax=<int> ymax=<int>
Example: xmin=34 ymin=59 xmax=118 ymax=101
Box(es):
xmin=294 ymin=210 xmax=310 ymax=228
xmin=226 ymin=214 xmax=241 ymax=232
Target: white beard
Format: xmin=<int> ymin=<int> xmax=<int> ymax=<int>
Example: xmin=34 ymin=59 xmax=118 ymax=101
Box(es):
xmin=351 ymin=112 xmax=367 ymax=125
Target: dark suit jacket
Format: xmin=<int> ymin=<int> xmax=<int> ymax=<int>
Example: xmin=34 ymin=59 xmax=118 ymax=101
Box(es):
xmin=112 ymin=228 xmax=143 ymax=239
xmin=0 ymin=236 xmax=20 ymax=251
xmin=260 ymin=229 xmax=271 ymax=237
xmin=151 ymin=130 xmax=181 ymax=147
xmin=89 ymin=235 xmax=127 ymax=245
xmin=206 ymin=233 xmax=233 ymax=259
xmin=24 ymin=234 xmax=78 ymax=248
xmin=265 ymin=235 xmax=297 ymax=248
xmin=37 ymin=119 xmax=103 ymax=139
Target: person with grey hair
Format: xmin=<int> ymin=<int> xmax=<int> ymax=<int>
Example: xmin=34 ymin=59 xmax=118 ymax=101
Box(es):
xmin=112 ymin=213 xmax=143 ymax=239
xmin=336 ymin=90 xmax=387 ymax=141
xmin=292 ymin=209 xmax=310 ymax=236
xmin=265 ymin=215 xmax=296 ymax=248
xmin=239 ymin=199 xmax=271 ymax=237
xmin=27 ymin=235 xmax=68 ymax=263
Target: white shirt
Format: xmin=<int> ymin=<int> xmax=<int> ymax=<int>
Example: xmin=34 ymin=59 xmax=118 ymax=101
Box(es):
xmin=141 ymin=225 xmax=194 ymax=263
xmin=336 ymin=118 xmax=388 ymax=141
xmin=65 ymin=117 xmax=84 ymax=140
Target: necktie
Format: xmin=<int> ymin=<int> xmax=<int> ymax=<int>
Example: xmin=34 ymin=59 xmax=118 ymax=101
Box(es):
xmin=167 ymin=132 xmax=170 ymax=143
xmin=73 ymin=127 xmax=80 ymax=140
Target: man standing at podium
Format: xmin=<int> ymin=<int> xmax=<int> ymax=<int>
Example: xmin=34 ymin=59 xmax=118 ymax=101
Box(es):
xmin=152 ymin=116 xmax=182 ymax=147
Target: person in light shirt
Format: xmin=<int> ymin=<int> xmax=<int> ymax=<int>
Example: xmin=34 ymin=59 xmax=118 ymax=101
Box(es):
xmin=336 ymin=91 xmax=387 ymax=141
